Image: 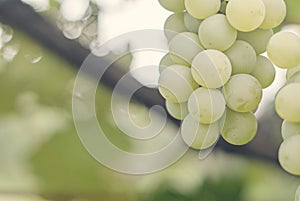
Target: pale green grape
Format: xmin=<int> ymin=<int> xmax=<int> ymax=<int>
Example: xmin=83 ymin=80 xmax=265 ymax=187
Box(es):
xmin=226 ymin=0 xmax=265 ymax=32
xmin=225 ymin=40 xmax=257 ymax=74
xmin=198 ymin=14 xmax=237 ymax=51
xmin=181 ymin=114 xmax=220 ymax=150
xmin=191 ymin=49 xmax=232 ymax=89
xmin=220 ymin=108 xmax=258 ymax=145
xmin=286 ymin=65 xmax=300 ymax=81
xmin=250 ymin=55 xmax=275 ymax=88
xmin=188 ymin=87 xmax=226 ymax=124
xmin=184 ymin=12 xmax=202 ymax=33
xmin=237 ymin=28 xmax=273 ymax=54
xmin=166 ymin=100 xmax=189 ymax=120
xmin=159 ymin=53 xmax=175 ymax=73
xmin=278 ymin=135 xmax=300 ymax=176
xmin=158 ymin=0 xmax=185 ymax=12
xmin=296 ymin=186 xmax=300 ymax=201
xmin=267 ymin=31 xmax=300 ymax=69
xmin=259 ymin=0 xmax=286 ymax=29
xmin=275 ymin=83 xmax=300 ymax=122
xmin=185 ymin=0 xmax=221 ymax=20
xmin=158 ymin=64 xmax=198 ymax=103
xmin=281 ymin=120 xmax=300 ymax=140
xmin=222 ymin=74 xmax=262 ymax=112
xmin=164 ymin=13 xmax=188 ymax=41
xmin=288 ymin=72 xmax=300 ymax=84
xmin=169 ymin=32 xmax=205 ymax=66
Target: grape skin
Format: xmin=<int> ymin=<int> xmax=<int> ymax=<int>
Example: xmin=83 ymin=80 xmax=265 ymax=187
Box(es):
xmin=159 ymin=53 xmax=175 ymax=73
xmin=286 ymin=65 xmax=300 ymax=81
xmin=281 ymin=120 xmax=300 ymax=140
xmin=288 ymin=72 xmax=300 ymax=84
xmin=259 ymin=0 xmax=286 ymax=29
xmin=166 ymin=100 xmax=189 ymax=120
xmin=158 ymin=0 xmax=185 ymax=12
xmin=164 ymin=13 xmax=188 ymax=41
xmin=184 ymin=12 xmax=202 ymax=33
xmin=250 ymin=55 xmax=275 ymax=88
xmin=185 ymin=0 xmax=221 ymax=20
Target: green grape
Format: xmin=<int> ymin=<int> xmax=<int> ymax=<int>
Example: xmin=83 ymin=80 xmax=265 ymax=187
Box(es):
xmin=275 ymin=83 xmax=300 ymax=122
xmin=198 ymin=14 xmax=237 ymax=51
xmin=159 ymin=53 xmax=175 ymax=73
xmin=166 ymin=100 xmax=189 ymax=120
xmin=184 ymin=12 xmax=202 ymax=33
xmin=220 ymin=108 xmax=258 ymax=146
xmin=164 ymin=13 xmax=188 ymax=41
xmin=158 ymin=64 xmax=198 ymax=103
xmin=237 ymin=28 xmax=273 ymax=54
xmin=288 ymin=72 xmax=300 ymax=84
xmin=278 ymin=135 xmax=300 ymax=176
xmin=281 ymin=120 xmax=300 ymax=140
xmin=250 ymin=55 xmax=275 ymax=88
xmin=188 ymin=87 xmax=226 ymax=124
xmin=267 ymin=31 xmax=300 ymax=69
xmin=225 ymin=40 xmax=257 ymax=74
xmin=226 ymin=0 xmax=265 ymax=32
xmin=286 ymin=65 xmax=300 ymax=81
xmin=169 ymin=32 xmax=205 ymax=66
xmin=259 ymin=0 xmax=286 ymax=29
xmin=181 ymin=114 xmax=220 ymax=150
xmin=158 ymin=0 xmax=185 ymax=12
xmin=191 ymin=49 xmax=232 ymax=89
xmin=222 ymin=74 xmax=262 ymax=113
xmin=296 ymin=186 xmax=300 ymax=201
xmin=185 ymin=0 xmax=221 ymax=20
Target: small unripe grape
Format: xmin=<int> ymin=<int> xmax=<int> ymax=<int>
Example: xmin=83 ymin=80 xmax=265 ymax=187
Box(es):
xmin=158 ymin=0 xmax=185 ymax=12
xmin=166 ymin=100 xmax=189 ymax=120
xmin=250 ymin=55 xmax=275 ymax=88
xmin=281 ymin=120 xmax=300 ymax=140
xmin=185 ymin=0 xmax=221 ymax=20
xmin=164 ymin=13 xmax=188 ymax=41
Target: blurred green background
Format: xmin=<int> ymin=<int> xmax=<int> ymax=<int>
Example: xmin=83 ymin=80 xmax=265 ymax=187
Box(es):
xmin=0 ymin=0 xmax=300 ymax=200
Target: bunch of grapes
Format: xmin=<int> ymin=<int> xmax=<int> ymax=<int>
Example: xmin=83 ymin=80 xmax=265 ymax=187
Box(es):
xmin=158 ymin=0 xmax=286 ymax=149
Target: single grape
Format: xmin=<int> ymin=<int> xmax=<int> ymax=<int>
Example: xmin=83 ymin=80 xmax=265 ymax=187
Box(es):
xmin=198 ymin=14 xmax=237 ymax=51
xmin=225 ymin=40 xmax=257 ymax=74
xmin=226 ymin=0 xmax=265 ymax=32
xmin=278 ymin=135 xmax=300 ymax=176
xmin=220 ymin=108 xmax=258 ymax=145
xmin=191 ymin=49 xmax=232 ymax=89
xmin=159 ymin=53 xmax=175 ymax=73
xmin=184 ymin=12 xmax=202 ymax=33
xmin=288 ymin=72 xmax=300 ymax=84
xmin=181 ymin=114 xmax=220 ymax=150
xmin=296 ymin=186 xmax=300 ymax=201
xmin=166 ymin=100 xmax=189 ymax=120
xmin=275 ymin=83 xmax=300 ymax=122
xmin=286 ymin=65 xmax=300 ymax=81
xmin=169 ymin=32 xmax=205 ymax=66
xmin=259 ymin=0 xmax=286 ymax=29
xmin=164 ymin=13 xmax=188 ymax=41
xmin=250 ymin=55 xmax=275 ymax=88
xmin=185 ymin=0 xmax=221 ymax=20
xmin=158 ymin=64 xmax=198 ymax=103
xmin=158 ymin=0 xmax=185 ymax=12
xmin=188 ymin=87 xmax=226 ymax=124
xmin=267 ymin=31 xmax=300 ymax=69
xmin=281 ymin=120 xmax=300 ymax=140
xmin=222 ymin=74 xmax=262 ymax=113
xmin=237 ymin=28 xmax=273 ymax=54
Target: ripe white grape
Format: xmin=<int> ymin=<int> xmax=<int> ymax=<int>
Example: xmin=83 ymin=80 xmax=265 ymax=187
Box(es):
xmin=226 ymin=0 xmax=266 ymax=32
xmin=191 ymin=49 xmax=232 ymax=89
xmin=198 ymin=14 xmax=237 ymax=51
xmin=288 ymin=72 xmax=300 ymax=84
xmin=275 ymin=83 xmax=300 ymax=122
xmin=169 ymin=32 xmax=205 ymax=66
xmin=296 ymin=186 xmax=300 ymax=201
xmin=278 ymin=135 xmax=300 ymax=176
xmin=267 ymin=31 xmax=300 ymax=69
xmin=185 ymin=0 xmax=221 ymax=20
xmin=281 ymin=120 xmax=300 ymax=140
xmin=225 ymin=40 xmax=257 ymax=74
xmin=158 ymin=0 xmax=185 ymax=12
xmin=184 ymin=12 xmax=202 ymax=33
xmin=164 ymin=13 xmax=188 ymax=41
xmin=237 ymin=28 xmax=273 ymax=54
xmin=220 ymin=108 xmax=258 ymax=145
xmin=158 ymin=64 xmax=198 ymax=103
xmin=166 ymin=100 xmax=189 ymax=120
xmin=181 ymin=114 xmax=220 ymax=150
xmin=250 ymin=55 xmax=275 ymax=88
xmin=222 ymin=74 xmax=262 ymax=113
xmin=188 ymin=87 xmax=226 ymax=124
xmin=159 ymin=53 xmax=175 ymax=73
xmin=259 ymin=0 xmax=286 ymax=29
xmin=286 ymin=65 xmax=300 ymax=81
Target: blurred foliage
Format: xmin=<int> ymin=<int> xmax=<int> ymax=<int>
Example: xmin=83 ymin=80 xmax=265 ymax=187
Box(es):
xmin=285 ymin=0 xmax=300 ymax=24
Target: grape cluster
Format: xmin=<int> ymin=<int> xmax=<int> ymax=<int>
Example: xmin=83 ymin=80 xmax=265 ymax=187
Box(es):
xmin=158 ymin=0 xmax=286 ymax=149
